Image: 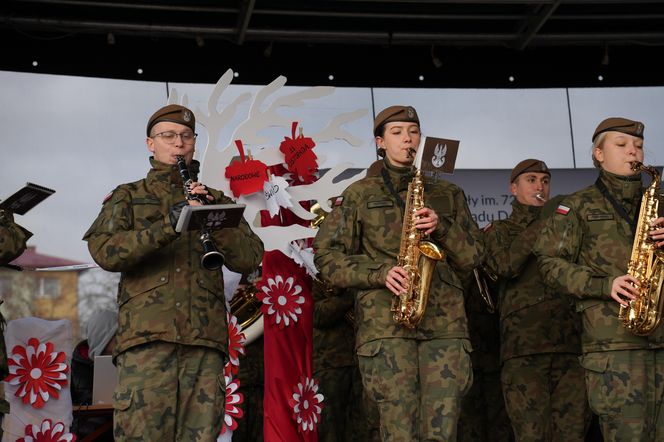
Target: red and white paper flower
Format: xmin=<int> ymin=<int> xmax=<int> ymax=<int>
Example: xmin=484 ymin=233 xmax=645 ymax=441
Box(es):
xmin=288 ymin=376 xmax=324 ymax=433
xmin=226 ymin=312 xmax=246 ymax=374
xmin=257 ymin=275 xmax=305 ymax=328
xmin=5 ymin=337 xmax=69 ymax=409
xmin=220 ymin=363 xmax=244 ymax=435
xmin=17 ymin=418 xmax=76 ymax=442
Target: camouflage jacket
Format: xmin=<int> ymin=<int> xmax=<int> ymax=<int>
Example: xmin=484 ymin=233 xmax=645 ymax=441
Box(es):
xmin=0 ymin=209 xmax=32 ymax=265
xmin=312 ymin=282 xmax=356 ymax=370
xmin=83 ymin=157 xmax=264 ymax=356
xmin=313 ymin=158 xmax=482 ymax=347
xmin=485 ymin=199 xmax=581 ymax=362
xmin=534 ymin=169 xmax=664 ymax=352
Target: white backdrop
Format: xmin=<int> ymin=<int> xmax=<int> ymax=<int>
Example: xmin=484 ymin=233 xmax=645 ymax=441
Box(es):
xmin=1 ymin=69 xmax=662 ymax=262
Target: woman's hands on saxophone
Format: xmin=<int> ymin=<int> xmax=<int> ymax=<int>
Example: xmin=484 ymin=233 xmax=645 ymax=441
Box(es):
xmin=414 ymin=207 xmax=439 ymax=235
xmin=386 ymin=266 xmax=409 ymax=297
xmin=649 ymin=216 xmax=664 ymax=248
xmin=610 ymin=274 xmax=640 ymax=306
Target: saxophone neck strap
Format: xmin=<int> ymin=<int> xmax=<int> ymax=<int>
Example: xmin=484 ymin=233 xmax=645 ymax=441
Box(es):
xmin=594 ymin=177 xmax=640 ymax=236
xmin=381 ymin=167 xmax=406 ymax=212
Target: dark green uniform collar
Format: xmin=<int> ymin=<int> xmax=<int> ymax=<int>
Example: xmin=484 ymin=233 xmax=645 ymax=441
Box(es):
xmin=147 ymin=156 xmax=201 ymax=186
xmin=382 ymin=157 xmax=413 ymax=193
xmin=510 ymin=199 xmax=541 ymax=224
xmin=599 ymin=169 xmax=642 ymax=208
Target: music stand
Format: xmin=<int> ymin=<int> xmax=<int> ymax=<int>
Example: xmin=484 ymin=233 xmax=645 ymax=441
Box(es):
xmin=175 ymin=203 xmax=246 ymax=233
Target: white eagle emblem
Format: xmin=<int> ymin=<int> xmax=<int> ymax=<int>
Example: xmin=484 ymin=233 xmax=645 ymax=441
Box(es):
xmin=183 ymin=110 xmax=192 ymax=122
xmin=431 ymin=143 xmax=447 ymax=168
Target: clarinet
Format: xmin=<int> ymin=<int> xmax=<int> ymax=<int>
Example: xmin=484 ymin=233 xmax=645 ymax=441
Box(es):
xmin=175 ymin=155 xmax=225 ymax=271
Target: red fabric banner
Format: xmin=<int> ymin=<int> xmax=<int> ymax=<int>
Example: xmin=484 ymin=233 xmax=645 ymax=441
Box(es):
xmin=258 ymin=164 xmax=320 ymax=442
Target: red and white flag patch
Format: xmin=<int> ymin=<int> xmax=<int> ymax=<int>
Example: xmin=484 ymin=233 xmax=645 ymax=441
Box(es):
xmin=556 ymin=204 xmax=571 ymax=215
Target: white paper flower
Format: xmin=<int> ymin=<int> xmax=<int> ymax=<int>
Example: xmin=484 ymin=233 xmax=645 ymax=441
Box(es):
xmin=257 ymin=275 xmax=305 ymax=328
xmin=288 ymin=376 xmax=324 ymax=433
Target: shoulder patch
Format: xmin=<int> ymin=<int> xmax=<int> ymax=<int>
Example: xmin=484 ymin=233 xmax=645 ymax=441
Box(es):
xmin=556 ymin=204 xmax=571 ymax=215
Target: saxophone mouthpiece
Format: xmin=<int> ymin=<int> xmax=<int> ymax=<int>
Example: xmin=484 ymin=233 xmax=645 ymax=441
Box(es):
xmin=406 ymin=148 xmax=416 ymax=159
xmin=535 ymin=193 xmax=546 ymax=202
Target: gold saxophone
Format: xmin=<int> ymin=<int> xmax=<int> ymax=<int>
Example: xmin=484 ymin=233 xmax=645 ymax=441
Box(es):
xmin=618 ymin=162 xmax=664 ymax=335
xmin=392 ymin=169 xmax=445 ymax=328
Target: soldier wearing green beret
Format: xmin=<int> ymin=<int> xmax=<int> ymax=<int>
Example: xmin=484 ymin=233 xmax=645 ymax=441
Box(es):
xmin=534 ymin=117 xmax=664 ymax=441
xmin=314 ymin=105 xmax=481 ymax=441
xmin=483 ymin=159 xmax=590 ymax=441
xmin=83 ymin=104 xmax=264 ymax=441
xmin=0 ymin=208 xmax=31 ymax=438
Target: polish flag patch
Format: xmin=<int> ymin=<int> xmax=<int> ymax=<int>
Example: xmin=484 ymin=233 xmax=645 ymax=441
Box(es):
xmin=556 ymin=204 xmax=571 ymax=215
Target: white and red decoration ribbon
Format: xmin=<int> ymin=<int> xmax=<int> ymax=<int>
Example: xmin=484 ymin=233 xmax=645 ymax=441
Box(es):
xmin=5 ymin=337 xmax=69 ymax=409
xmin=16 ymin=418 xmax=76 ymax=442
xmin=257 ymin=161 xmax=323 ymax=441
xmin=288 ymin=377 xmax=324 ymax=433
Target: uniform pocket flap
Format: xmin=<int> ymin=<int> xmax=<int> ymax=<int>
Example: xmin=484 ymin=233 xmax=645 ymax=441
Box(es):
xmin=123 ymin=272 xmax=169 ymax=297
xmin=356 ymin=340 xmax=382 ymax=357
xmin=113 ymin=386 xmax=134 ymax=411
xmin=579 ymin=352 xmax=609 ymax=374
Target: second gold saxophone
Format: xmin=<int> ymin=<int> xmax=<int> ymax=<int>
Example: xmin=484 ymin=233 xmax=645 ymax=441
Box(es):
xmin=618 ymin=162 xmax=664 ymax=335
xmin=392 ymin=169 xmax=445 ymax=328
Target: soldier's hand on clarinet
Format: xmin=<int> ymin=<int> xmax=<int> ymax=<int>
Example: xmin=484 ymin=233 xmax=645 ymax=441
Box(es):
xmin=386 ymin=266 xmax=409 ymax=297
xmin=649 ymin=216 xmax=664 ymax=248
xmin=186 ymin=182 xmax=214 ymax=206
xmin=610 ymin=274 xmax=640 ymax=306
xmin=414 ymin=207 xmax=439 ymax=235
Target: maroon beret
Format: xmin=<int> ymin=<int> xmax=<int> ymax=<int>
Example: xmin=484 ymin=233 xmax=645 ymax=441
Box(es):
xmin=510 ymin=159 xmax=550 ymax=183
xmin=373 ymin=105 xmax=419 ymax=135
xmin=592 ymin=117 xmax=644 ymax=142
xmin=147 ymin=104 xmax=196 ymax=136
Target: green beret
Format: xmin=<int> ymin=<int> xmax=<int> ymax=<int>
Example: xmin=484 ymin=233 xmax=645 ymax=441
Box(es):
xmin=592 ymin=117 xmax=644 ymax=142
xmin=147 ymin=104 xmax=196 ymax=136
xmin=510 ymin=158 xmax=550 ymax=183
xmin=373 ymin=105 xmax=420 ymax=135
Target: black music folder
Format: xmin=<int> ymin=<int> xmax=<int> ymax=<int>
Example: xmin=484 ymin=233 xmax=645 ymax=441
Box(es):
xmin=175 ymin=204 xmax=246 ymax=233
xmin=0 ymin=182 xmax=55 ymax=215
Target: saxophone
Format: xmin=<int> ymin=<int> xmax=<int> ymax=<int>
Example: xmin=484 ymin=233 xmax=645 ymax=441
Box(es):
xmin=391 ymin=169 xmax=445 ymax=328
xmin=618 ymin=162 xmax=664 ymax=335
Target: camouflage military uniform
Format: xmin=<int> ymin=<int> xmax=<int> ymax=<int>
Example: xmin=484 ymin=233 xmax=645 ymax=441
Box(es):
xmin=312 ymin=283 xmax=380 ymax=442
xmin=484 ymin=198 xmax=589 ymax=441
xmin=457 ymin=272 xmax=514 ymax=442
xmin=0 ymin=209 xmax=31 ymax=436
xmin=534 ymin=169 xmax=664 ymax=442
xmin=83 ymin=158 xmax=264 ymax=442
xmin=314 ymin=158 xmax=481 ymax=441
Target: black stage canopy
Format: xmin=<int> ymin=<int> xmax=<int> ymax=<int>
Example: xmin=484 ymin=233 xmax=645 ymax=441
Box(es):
xmin=3 ymin=0 xmax=664 ymax=88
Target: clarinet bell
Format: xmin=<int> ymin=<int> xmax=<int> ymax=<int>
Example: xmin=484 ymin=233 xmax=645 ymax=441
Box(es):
xmin=200 ymin=232 xmax=225 ymax=271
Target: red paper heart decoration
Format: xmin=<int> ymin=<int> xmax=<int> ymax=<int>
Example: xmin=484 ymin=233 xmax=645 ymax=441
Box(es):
xmin=279 ymin=122 xmax=318 ymax=182
xmin=225 ymin=140 xmax=269 ymax=198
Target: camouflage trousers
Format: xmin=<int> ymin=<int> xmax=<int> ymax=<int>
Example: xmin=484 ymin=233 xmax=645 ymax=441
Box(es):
xmin=113 ymin=342 xmax=226 ymax=442
xmin=458 ymin=368 xmax=514 ymax=442
xmin=579 ymin=348 xmax=664 ymax=442
xmin=357 ymin=337 xmax=473 ymax=442
xmin=501 ymin=353 xmax=590 ymax=442
xmin=315 ymin=364 xmax=380 ymax=442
